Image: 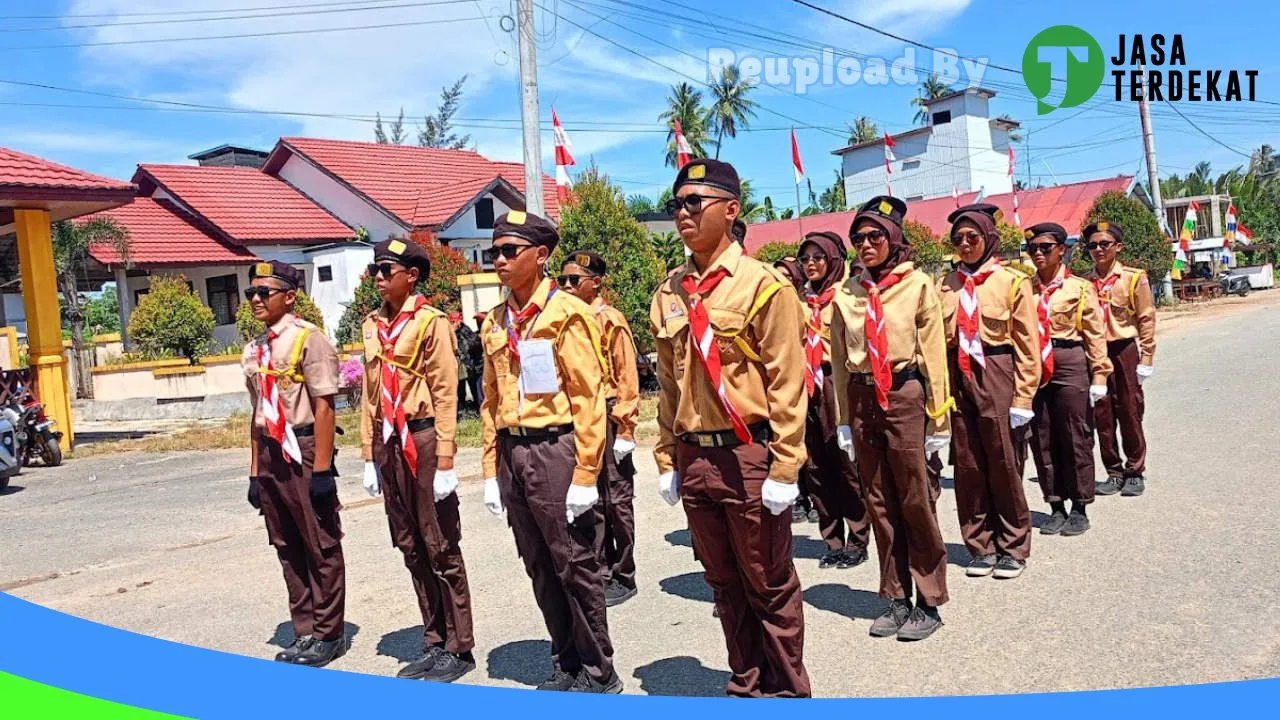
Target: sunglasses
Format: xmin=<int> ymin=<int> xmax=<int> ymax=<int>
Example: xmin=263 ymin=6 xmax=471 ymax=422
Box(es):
xmin=663 ymin=194 xmax=731 ymax=216
xmin=797 ymin=252 xmax=828 ymax=264
xmin=1084 ymin=240 xmax=1117 ymax=250
xmin=1024 ymin=242 xmax=1061 ymax=255
xmin=850 ymin=229 xmax=887 ymax=246
xmin=482 ymin=243 xmax=536 ymax=263
xmin=557 ymin=274 xmax=592 ymax=288
xmin=951 ymin=230 xmax=983 ymax=244
xmin=366 ymin=262 xmax=407 ymax=279
xmin=244 ymin=287 xmax=285 ymax=302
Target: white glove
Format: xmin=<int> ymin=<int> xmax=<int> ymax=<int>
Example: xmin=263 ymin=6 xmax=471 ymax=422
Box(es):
xmin=1089 ymin=384 xmax=1108 ymax=406
xmin=362 ymin=461 xmax=380 ymax=497
xmin=433 ymin=468 xmax=458 ymax=502
xmin=924 ymin=435 xmax=950 ymax=456
xmin=836 ymin=425 xmax=855 ymax=462
xmin=658 ymin=471 xmax=680 ymax=506
xmin=613 ymin=437 xmax=636 ymax=464
xmin=761 ymin=479 xmax=800 ymax=516
xmin=483 ymin=477 xmax=503 ymax=515
xmin=565 ymin=483 xmax=599 ymax=523
xmin=1009 ymin=407 xmax=1034 ymax=429
xmin=1136 ymin=364 xmax=1153 ymax=385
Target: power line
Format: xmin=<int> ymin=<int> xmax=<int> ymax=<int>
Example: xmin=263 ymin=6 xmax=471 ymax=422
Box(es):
xmin=0 ymin=0 xmax=407 ymax=20
xmin=1163 ymin=101 xmax=1252 ymax=158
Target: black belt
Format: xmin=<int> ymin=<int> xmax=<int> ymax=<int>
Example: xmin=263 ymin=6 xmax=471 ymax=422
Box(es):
xmin=1107 ymin=338 xmax=1136 ymax=350
xmin=820 ymin=362 xmax=833 ymax=375
xmin=950 ymin=345 xmax=1013 ymax=356
xmin=293 ymin=424 xmax=314 ymax=437
xmin=678 ymin=421 xmax=771 ymax=449
xmin=499 ymin=424 xmax=573 ymax=439
xmin=407 ymin=417 xmax=435 ymax=433
xmin=850 ymin=367 xmax=923 ymax=386
xmin=1051 ymin=339 xmax=1082 ymax=349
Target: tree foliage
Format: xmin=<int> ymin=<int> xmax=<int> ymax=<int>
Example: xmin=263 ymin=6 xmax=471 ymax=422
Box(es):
xmin=127 ymin=275 xmax=215 ymax=361
xmin=333 ymin=242 xmax=477 ymax=345
xmin=651 ymin=230 xmax=685 ymax=272
xmin=374 ymin=108 xmax=408 ymax=145
xmin=911 ymin=74 xmax=953 ymax=125
xmin=336 ymin=275 xmax=382 ymax=346
xmin=235 ymin=289 xmax=325 ymax=343
xmin=753 ymin=242 xmax=799 ymax=265
xmin=54 ymin=216 xmax=130 ymax=398
xmin=626 ymin=194 xmax=657 ymax=216
xmin=846 ymin=115 xmax=879 ymax=145
xmin=1073 ymin=191 xmax=1170 ymax=284
xmin=709 ymin=64 xmax=758 ymax=159
xmin=659 ymin=82 xmax=712 ymax=167
xmin=905 ymin=219 xmax=948 ymax=271
xmin=419 ymin=75 xmax=471 ymax=149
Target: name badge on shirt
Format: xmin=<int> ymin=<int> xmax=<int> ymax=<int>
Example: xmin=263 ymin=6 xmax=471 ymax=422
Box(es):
xmin=517 ymin=339 xmax=560 ymax=395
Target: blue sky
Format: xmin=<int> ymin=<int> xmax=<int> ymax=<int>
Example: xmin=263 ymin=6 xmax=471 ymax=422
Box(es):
xmin=1 ymin=0 xmax=1275 ymax=212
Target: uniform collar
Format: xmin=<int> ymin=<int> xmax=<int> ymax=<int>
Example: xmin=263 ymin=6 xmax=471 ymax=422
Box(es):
xmin=1036 ymin=265 xmax=1068 ymax=287
xmin=590 ymin=297 xmax=607 ymax=311
xmin=860 ymin=261 xmax=914 ymax=285
xmin=1089 ymin=262 xmax=1124 ymax=281
xmin=682 ymin=240 xmax=743 ymax=283
xmin=511 ymin=276 xmax=556 ymax=312
xmin=268 ymin=313 xmax=296 ymax=337
xmin=379 ymin=293 xmax=425 ymax=320
xmin=960 ymin=258 xmax=1001 ymax=277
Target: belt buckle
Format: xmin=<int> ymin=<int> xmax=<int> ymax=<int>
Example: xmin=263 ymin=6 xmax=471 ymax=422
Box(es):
xmin=696 ymin=434 xmax=716 ymax=448
xmin=509 ymin=426 xmax=526 ymax=437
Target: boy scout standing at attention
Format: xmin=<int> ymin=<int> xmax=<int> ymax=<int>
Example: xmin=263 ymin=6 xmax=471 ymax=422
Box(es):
xmin=651 ymin=159 xmax=811 ymax=698
xmin=478 ymin=211 xmax=620 ymax=694
xmin=558 ymin=251 xmax=641 ymax=607
xmin=359 ymin=238 xmax=475 ymax=683
xmin=1083 ymin=221 xmax=1157 ymax=497
xmin=242 ymin=261 xmax=346 ymax=667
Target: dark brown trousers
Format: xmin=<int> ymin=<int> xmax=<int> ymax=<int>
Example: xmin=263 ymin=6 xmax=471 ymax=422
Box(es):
xmin=498 ymin=431 xmax=614 ymax=682
xmin=802 ymin=376 xmax=870 ymax=553
xmin=595 ymin=411 xmax=637 ymax=589
xmin=1093 ymin=339 xmax=1147 ymax=477
xmin=1031 ymin=345 xmax=1097 ymax=505
xmin=948 ymin=352 xmax=1033 ymax=561
xmin=256 ymin=433 xmax=346 ymax=642
xmin=848 ymin=378 xmax=949 ymax=606
xmin=375 ymin=426 xmax=474 ymax=654
xmin=678 ymin=441 xmax=810 ymax=698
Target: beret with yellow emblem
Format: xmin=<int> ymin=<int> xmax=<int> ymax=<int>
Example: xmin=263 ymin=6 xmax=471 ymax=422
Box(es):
xmin=1083 ymin=220 xmax=1123 ymax=243
xmin=673 ymin=158 xmax=741 ymax=197
xmin=1024 ymin=222 xmax=1068 ymax=244
xmin=373 ymin=237 xmax=431 ymax=275
xmin=947 ymin=202 xmax=1004 ymax=226
xmin=250 ymin=260 xmax=304 ymax=289
xmin=850 ymin=194 xmax=907 ymax=235
xmin=493 ymin=210 xmax=560 ymax=250
xmin=562 ymin=249 xmax=607 ymax=277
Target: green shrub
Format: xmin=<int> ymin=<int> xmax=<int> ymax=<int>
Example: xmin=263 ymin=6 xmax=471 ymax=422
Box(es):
xmin=1073 ymin=191 xmax=1171 ymax=284
xmin=752 ymin=241 xmax=800 ymax=265
xmin=333 ymin=242 xmax=477 ymax=346
xmin=126 ymin=275 xmax=215 ymax=361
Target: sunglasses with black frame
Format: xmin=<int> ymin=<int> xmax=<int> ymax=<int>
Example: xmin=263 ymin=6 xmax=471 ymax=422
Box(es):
xmin=663 ymin=193 xmax=732 ymax=217
xmin=365 ymin=262 xmax=409 ymax=279
xmin=1023 ymin=241 xmax=1062 ymax=255
xmin=557 ymin=274 xmax=595 ymax=288
xmin=482 ymin=243 xmax=537 ymax=264
xmin=1083 ymin=240 xmax=1118 ymax=251
xmin=243 ymin=286 xmax=287 ymax=302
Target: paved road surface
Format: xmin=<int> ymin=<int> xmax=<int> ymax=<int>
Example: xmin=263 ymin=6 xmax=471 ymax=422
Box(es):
xmin=5 ymin=292 xmax=1279 ymax=697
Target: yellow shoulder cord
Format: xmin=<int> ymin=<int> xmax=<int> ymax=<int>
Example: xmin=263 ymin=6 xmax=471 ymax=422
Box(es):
xmin=258 ymin=326 xmax=314 ymax=382
xmin=1007 ymin=274 xmax=1027 ymax=333
xmin=713 ymin=281 xmax=785 ymax=362
xmin=595 ymin=308 xmax=616 ymax=385
xmin=1075 ymin=285 xmax=1087 ymax=331
xmin=926 ymin=301 xmax=956 ymax=421
xmin=375 ymin=308 xmax=439 ymax=381
xmin=1128 ymin=270 xmax=1142 ymax=309
xmin=928 ymin=396 xmax=957 ymax=420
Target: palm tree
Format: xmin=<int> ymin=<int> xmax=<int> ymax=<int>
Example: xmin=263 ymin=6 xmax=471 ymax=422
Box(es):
xmin=845 ymin=116 xmax=880 ymax=146
xmin=910 ymin=74 xmax=953 ymax=125
xmin=626 ymin=194 xmax=657 ymax=216
xmin=54 ymin=217 xmax=130 ymax=399
xmin=659 ymin=82 xmax=712 ymax=168
xmin=1249 ymin=144 xmax=1276 ymax=176
xmin=738 ymin=179 xmax=766 ymax=222
xmin=709 ymin=65 xmax=758 ymax=159
xmin=1187 ymin=161 xmax=1213 ymax=196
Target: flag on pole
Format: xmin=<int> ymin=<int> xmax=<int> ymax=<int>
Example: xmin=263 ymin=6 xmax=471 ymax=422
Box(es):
xmin=790 ymin=128 xmax=805 ymax=184
xmin=1237 ymin=224 xmax=1253 ymax=244
xmin=952 ymin=185 xmax=960 ymax=208
xmin=1224 ymin=202 xmax=1237 ymax=246
xmin=973 ymin=186 xmax=987 ymax=203
xmin=1180 ymin=200 xmax=1198 ymax=247
xmin=551 ymin=108 xmax=575 ymax=204
xmin=883 ymin=132 xmax=896 ymax=195
xmin=1007 ymin=146 xmax=1021 ymax=228
xmin=673 ymin=119 xmax=692 ymax=169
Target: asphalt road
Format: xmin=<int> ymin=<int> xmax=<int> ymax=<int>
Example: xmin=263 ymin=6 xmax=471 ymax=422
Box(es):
xmin=5 ymin=292 xmax=1280 ymax=697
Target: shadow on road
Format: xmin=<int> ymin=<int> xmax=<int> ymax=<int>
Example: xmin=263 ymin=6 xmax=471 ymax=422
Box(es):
xmin=939 ymin=475 xmax=955 ymax=490
xmin=268 ymin=621 xmax=361 ymax=649
xmin=0 ymin=484 xmax=24 ymax=496
xmin=633 ymin=656 xmax=730 ymax=696
xmin=945 ymin=542 xmax=971 ymax=568
xmin=664 ymin=529 xmax=691 ymax=548
xmin=376 ymin=625 xmax=425 ymax=662
xmin=486 ymin=639 xmax=552 ymax=686
xmin=1030 ymin=510 xmax=1051 ymax=529
xmin=791 ymin=535 xmax=828 ymax=560
xmin=659 ymin=572 xmax=713 ymax=603
xmin=802 ymin=583 xmax=884 ymax=620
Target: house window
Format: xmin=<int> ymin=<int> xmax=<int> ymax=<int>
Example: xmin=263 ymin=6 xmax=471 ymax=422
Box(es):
xmin=205 ymin=274 xmax=240 ymax=326
xmin=932 ymin=110 xmax=952 ymax=125
xmin=902 ymin=159 xmax=921 ymax=171
xmin=317 ymin=265 xmax=334 ymax=282
xmin=475 ymin=198 xmax=495 ymax=229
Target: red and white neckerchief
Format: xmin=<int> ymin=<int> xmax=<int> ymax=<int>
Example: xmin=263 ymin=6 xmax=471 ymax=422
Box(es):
xmin=1092 ymin=271 xmax=1121 ymax=328
xmin=257 ymin=324 xmax=301 ymax=465
xmin=505 ymin=284 xmax=556 ymax=365
xmin=860 ymin=269 xmax=908 ymax=411
xmin=956 ymin=262 xmax=998 ymax=379
xmin=1034 ymin=269 xmax=1069 ymax=384
xmin=680 ymin=268 xmax=752 ymax=444
xmin=377 ymin=295 xmax=428 ymax=470
xmin=804 ymin=286 xmax=836 ymax=396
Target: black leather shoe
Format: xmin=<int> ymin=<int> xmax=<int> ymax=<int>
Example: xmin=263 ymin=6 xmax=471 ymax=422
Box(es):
xmin=869 ymin=598 xmax=913 ymax=638
xmin=965 ymin=554 xmax=997 ymax=577
xmin=604 ymin=580 xmax=638 ymax=607
xmin=1121 ymin=475 xmax=1145 ymax=497
xmin=422 ymin=651 xmax=475 ymax=683
xmin=274 ymin=635 xmax=313 ymax=663
xmin=293 ymin=637 xmax=346 ymax=667
xmin=992 ymin=556 xmax=1026 ymax=580
xmin=1061 ymin=509 xmax=1091 ymax=537
xmin=397 ymin=646 xmax=444 ymax=679
xmin=1095 ymin=476 xmax=1123 ymax=496
xmin=818 ymin=550 xmax=842 ymax=569
xmin=837 ymin=546 xmax=868 ymax=569
xmin=1040 ymin=509 xmax=1068 ymax=535
xmin=536 ymin=668 xmax=576 ymax=691
xmin=567 ymin=669 xmax=623 ymax=694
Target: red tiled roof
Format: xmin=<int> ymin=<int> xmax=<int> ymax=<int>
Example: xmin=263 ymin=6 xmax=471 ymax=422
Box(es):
xmin=269 ymin=137 xmax=560 ymax=227
xmin=86 ymin=197 xmax=258 ymax=267
xmin=0 ymin=146 xmax=133 ymax=193
xmin=744 ymin=176 xmax=1136 ymax=254
xmin=135 ymin=164 xmax=352 ymax=244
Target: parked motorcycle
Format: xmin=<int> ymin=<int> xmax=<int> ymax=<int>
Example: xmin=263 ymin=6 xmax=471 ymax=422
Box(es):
xmin=1220 ymin=269 xmax=1251 ymax=297
xmin=5 ymin=384 xmax=63 ymax=469
xmin=0 ymin=405 xmax=21 ymax=491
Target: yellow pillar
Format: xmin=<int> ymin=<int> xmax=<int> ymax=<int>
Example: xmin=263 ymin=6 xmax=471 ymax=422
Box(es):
xmin=15 ymin=209 xmax=73 ymax=450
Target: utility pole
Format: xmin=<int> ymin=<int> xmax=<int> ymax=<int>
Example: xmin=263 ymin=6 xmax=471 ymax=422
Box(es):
xmin=1137 ymin=65 xmax=1174 ymax=298
xmin=516 ymin=0 xmax=544 ymax=216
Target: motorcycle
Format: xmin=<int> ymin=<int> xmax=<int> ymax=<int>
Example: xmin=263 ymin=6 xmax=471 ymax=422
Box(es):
xmin=0 ymin=405 xmax=20 ymax=492
xmin=6 ymin=384 xmax=63 ymax=469
xmin=1220 ymin=269 xmax=1251 ymax=297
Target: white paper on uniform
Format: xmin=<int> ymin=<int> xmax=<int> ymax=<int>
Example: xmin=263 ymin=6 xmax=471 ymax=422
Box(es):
xmin=517 ymin=339 xmax=560 ymax=395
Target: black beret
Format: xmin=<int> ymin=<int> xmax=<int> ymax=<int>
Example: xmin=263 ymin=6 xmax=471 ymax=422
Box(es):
xmin=850 ymin=195 xmax=906 ymax=232
xmin=1024 ymin=222 xmax=1067 ymax=244
xmin=493 ymin=210 xmax=560 ymax=250
xmin=373 ymin=237 xmax=430 ymax=275
xmin=947 ymin=202 xmax=1005 ymax=226
xmin=731 ymin=219 xmax=748 ymax=244
xmin=1083 ymin=220 xmax=1123 ymax=243
xmin=250 ymin=260 xmax=304 ymax=289
xmin=562 ymin=250 xmax=607 ymax=276
xmin=673 ymin=158 xmax=741 ymax=197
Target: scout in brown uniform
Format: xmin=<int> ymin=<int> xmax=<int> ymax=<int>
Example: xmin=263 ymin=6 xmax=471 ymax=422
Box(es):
xmin=1084 ymin=221 xmax=1156 ymax=498
xmin=936 ymin=204 xmax=1039 ymax=580
xmin=359 ymin=238 xmax=474 ymax=682
xmin=797 ymin=231 xmax=869 ymax=569
xmin=1024 ymin=223 xmax=1112 ymax=536
xmin=242 ymin=260 xmax=346 ymax=667
xmin=651 ymin=159 xmax=810 ymax=698
xmin=831 ymin=196 xmax=952 ymax=641
xmin=558 ymin=250 xmax=641 ymax=607
xmin=478 ymin=211 xmax=619 ymax=694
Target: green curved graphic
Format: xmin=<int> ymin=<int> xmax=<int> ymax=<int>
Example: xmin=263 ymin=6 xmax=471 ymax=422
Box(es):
xmin=0 ymin=671 xmax=189 ymax=719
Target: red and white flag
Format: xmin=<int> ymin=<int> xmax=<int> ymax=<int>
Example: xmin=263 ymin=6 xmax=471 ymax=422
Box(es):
xmin=790 ymin=127 xmax=805 ymax=184
xmin=552 ymin=108 xmax=575 ymax=204
xmin=952 ymin=184 xmax=961 ymax=208
xmin=883 ymin=132 xmax=896 ymax=195
xmin=673 ymin=119 xmax=692 ymax=169
xmin=1008 ymin=146 xmax=1021 ymax=229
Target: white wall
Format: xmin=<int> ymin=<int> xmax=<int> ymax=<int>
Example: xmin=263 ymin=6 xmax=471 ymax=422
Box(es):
xmin=306 ymin=244 xmax=374 ymax=334
xmin=274 ymin=153 xmax=405 ymax=241
xmin=438 ymin=192 xmax=513 ymax=269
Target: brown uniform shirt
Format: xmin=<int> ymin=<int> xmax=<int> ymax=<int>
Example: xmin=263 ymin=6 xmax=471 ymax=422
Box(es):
xmin=1086 ymin=263 xmax=1157 ymax=365
xmin=1033 ymin=267 xmax=1114 ymax=386
xmin=800 ymin=287 xmax=836 ymax=363
xmin=649 ymin=242 xmax=807 ymax=483
xmin=830 ymin=262 xmax=953 ymax=436
xmin=480 ymin=277 xmax=607 ymax=488
xmin=591 ymin=298 xmax=640 ymax=441
xmin=359 ymin=296 xmax=459 ymax=460
xmin=937 ymin=260 xmax=1042 ymax=410
xmin=242 ymin=314 xmax=340 ymax=428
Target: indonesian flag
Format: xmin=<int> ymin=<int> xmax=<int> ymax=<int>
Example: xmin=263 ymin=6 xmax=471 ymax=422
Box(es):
xmin=883 ymin=132 xmax=896 ymax=195
xmin=1224 ymin=202 xmax=1237 ymax=246
xmin=1180 ymin=200 xmax=1198 ymax=247
xmin=1008 ymin=146 xmax=1021 ymax=228
xmin=552 ymin=108 xmax=574 ymax=204
xmin=1237 ymin=223 xmax=1253 ymax=245
xmin=952 ymin=184 xmax=961 ymax=208
xmin=673 ymin=118 xmax=692 ymax=169
xmin=790 ymin=127 xmax=805 ymax=184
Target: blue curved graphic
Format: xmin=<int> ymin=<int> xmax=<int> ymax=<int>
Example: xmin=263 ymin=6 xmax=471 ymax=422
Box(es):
xmin=0 ymin=592 xmax=1275 ymax=718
